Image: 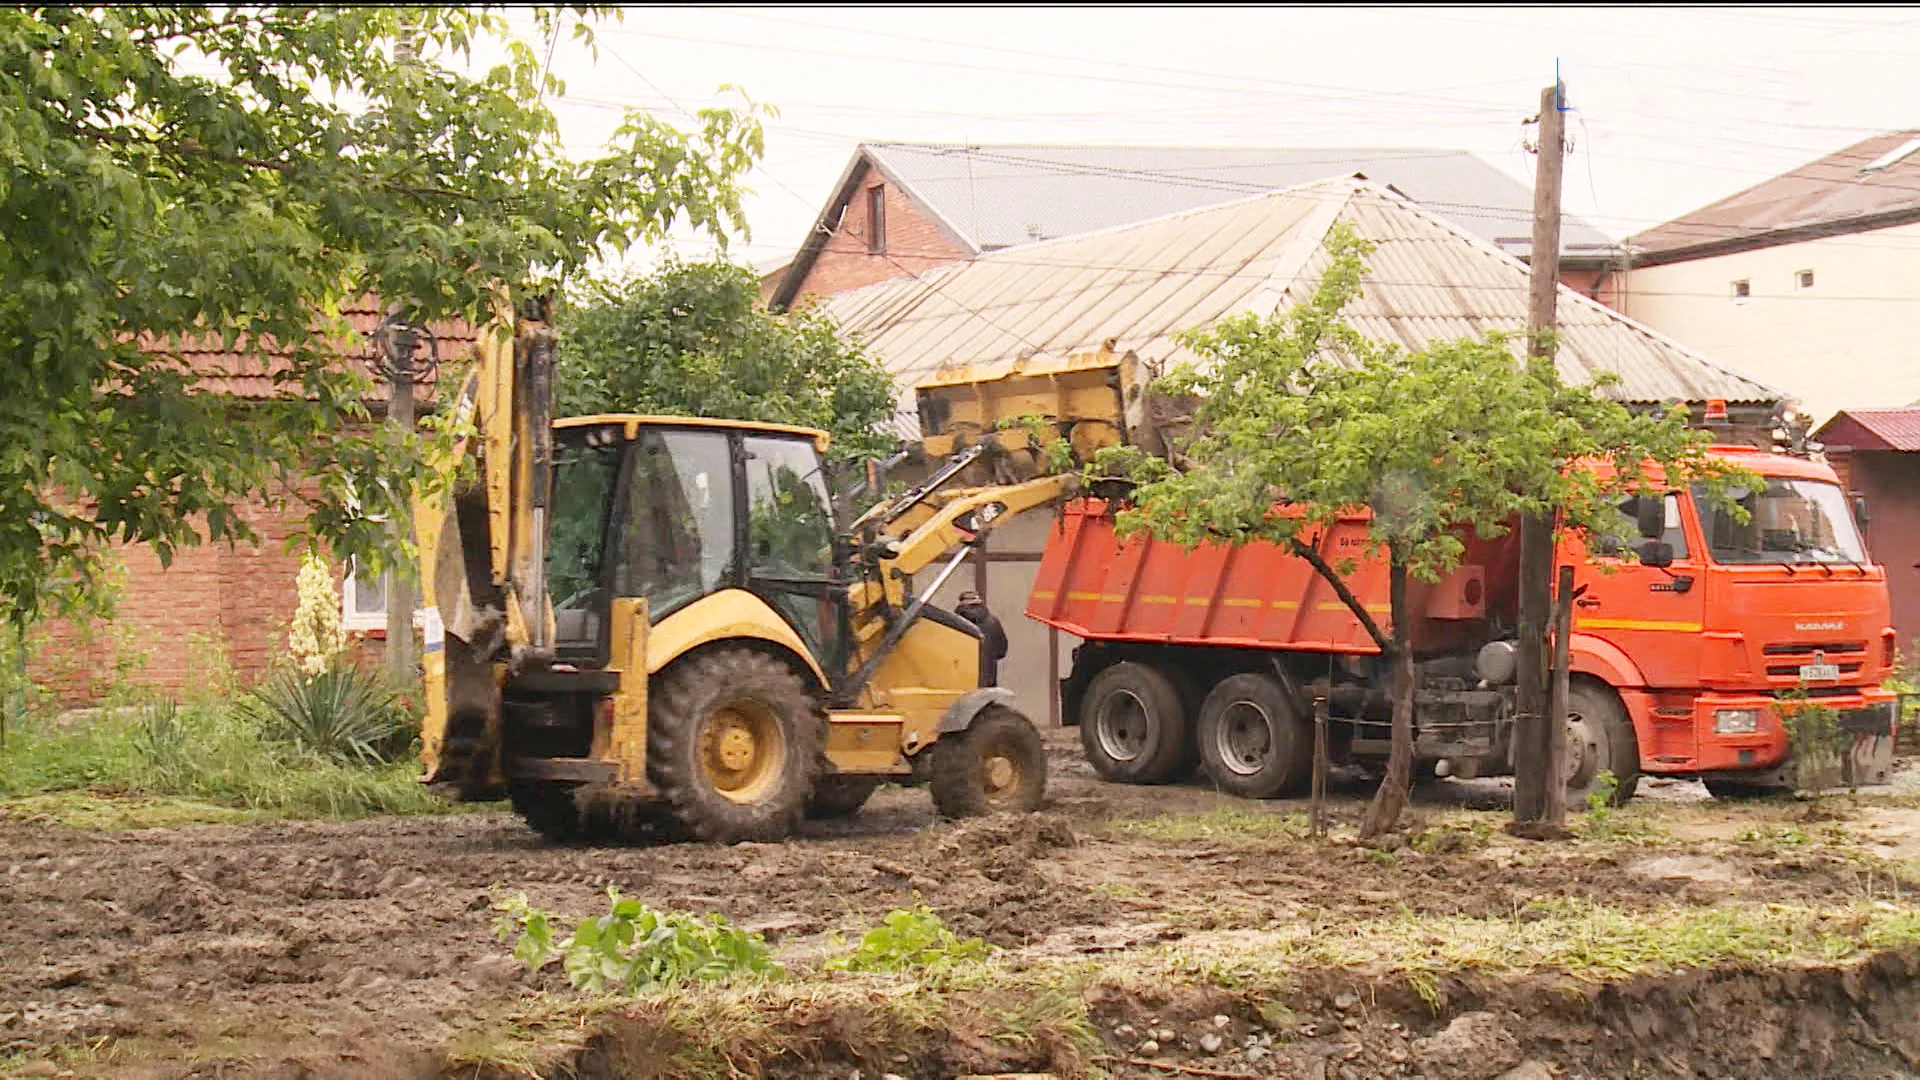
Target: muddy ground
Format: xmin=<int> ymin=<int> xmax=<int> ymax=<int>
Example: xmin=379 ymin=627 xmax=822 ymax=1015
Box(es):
xmin=2 ymin=737 xmax=1918 ymax=1080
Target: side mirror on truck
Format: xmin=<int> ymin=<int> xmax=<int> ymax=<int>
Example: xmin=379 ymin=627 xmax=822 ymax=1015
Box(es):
xmin=1852 ymin=492 xmax=1870 ymax=528
xmin=1633 ymin=495 xmax=1666 ymax=540
xmin=1638 ymin=540 xmax=1675 ymax=569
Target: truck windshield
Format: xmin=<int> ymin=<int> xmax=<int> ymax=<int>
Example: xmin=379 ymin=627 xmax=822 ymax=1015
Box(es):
xmin=1691 ymin=478 xmax=1868 ymax=566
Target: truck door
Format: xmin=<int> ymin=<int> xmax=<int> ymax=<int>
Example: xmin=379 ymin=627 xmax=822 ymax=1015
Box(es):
xmin=1570 ymin=493 xmax=1706 ymax=689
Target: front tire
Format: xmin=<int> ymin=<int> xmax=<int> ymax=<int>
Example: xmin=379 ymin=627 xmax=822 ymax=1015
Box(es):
xmin=1078 ymin=661 xmax=1190 ymax=784
xmin=929 ymin=705 xmax=1047 ymax=818
xmin=647 ymin=648 xmax=823 ymax=844
xmin=1565 ymin=681 xmax=1641 ymax=808
xmin=1196 ymin=672 xmax=1310 ymax=798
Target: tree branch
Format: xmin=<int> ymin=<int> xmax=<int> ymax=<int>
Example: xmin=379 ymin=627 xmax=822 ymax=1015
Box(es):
xmin=1288 ymin=533 xmax=1391 ymax=654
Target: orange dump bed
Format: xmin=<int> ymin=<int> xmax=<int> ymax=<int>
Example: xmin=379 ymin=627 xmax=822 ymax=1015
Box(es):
xmin=1027 ymin=500 xmax=1514 ymax=655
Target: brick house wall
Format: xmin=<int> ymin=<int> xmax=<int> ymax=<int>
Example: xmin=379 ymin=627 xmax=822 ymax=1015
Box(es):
xmin=777 ymin=161 xmax=970 ymax=311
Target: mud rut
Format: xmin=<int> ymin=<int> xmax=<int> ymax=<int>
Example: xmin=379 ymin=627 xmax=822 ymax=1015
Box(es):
xmin=2 ymin=739 xmax=1917 ymax=1080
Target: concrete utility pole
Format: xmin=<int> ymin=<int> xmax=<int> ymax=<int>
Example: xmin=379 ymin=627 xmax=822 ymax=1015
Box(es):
xmin=1513 ymin=81 xmax=1568 ymax=827
xmin=379 ymin=311 xmax=420 ymax=687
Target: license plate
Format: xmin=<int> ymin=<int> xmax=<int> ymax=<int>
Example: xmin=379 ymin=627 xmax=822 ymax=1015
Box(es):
xmin=1799 ymin=663 xmax=1840 ymax=681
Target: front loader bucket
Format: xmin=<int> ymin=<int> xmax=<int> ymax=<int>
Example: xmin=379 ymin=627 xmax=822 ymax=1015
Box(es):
xmin=911 ymin=346 xmax=1166 ymax=474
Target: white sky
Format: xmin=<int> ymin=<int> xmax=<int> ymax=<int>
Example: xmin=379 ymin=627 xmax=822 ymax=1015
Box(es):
xmin=489 ymin=6 xmax=1920 ymax=275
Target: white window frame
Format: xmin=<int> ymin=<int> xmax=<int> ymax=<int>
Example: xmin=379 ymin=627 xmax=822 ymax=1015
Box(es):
xmin=340 ymin=557 xmax=388 ymax=632
xmin=1795 ymin=268 xmax=1814 ymax=290
xmin=1731 ymin=279 xmax=1751 ymax=300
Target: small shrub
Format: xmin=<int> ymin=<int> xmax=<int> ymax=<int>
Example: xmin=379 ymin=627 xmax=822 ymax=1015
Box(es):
xmin=241 ymin=665 xmax=408 ymax=766
xmin=826 ymin=903 xmax=992 ymax=973
xmin=495 ymin=888 xmax=782 ymax=992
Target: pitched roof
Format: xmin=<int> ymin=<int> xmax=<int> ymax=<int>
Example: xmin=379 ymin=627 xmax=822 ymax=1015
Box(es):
xmin=1629 ymin=130 xmax=1920 ymax=263
xmin=1813 ymin=407 xmax=1920 ymax=453
xmin=771 ymin=142 xmax=1619 ymax=309
xmin=821 ymin=177 xmax=1779 ymax=438
xmin=864 ymin=143 xmax=1617 ymax=259
xmin=157 ymin=299 xmax=477 ymax=403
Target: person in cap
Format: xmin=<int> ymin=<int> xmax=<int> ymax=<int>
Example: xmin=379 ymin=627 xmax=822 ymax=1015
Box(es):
xmin=954 ymin=590 xmax=1008 ymax=687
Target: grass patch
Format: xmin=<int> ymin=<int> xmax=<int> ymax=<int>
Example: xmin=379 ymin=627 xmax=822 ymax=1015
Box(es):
xmin=0 ymin=697 xmax=485 ymax=825
xmin=1106 ymin=805 xmax=1308 ymax=843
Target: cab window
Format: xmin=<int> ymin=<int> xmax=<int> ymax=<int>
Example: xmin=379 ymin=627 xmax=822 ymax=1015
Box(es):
xmin=1594 ymin=493 xmax=1688 ymax=560
xmin=615 ymin=429 xmax=736 ymax=620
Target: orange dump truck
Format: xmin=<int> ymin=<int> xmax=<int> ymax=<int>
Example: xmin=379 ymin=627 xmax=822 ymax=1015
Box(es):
xmin=1031 ymin=445 xmax=1900 ymax=802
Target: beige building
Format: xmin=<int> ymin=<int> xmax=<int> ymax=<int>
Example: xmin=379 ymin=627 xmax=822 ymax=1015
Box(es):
xmin=1623 ymin=130 xmax=1920 ymax=427
xmin=825 ymin=177 xmax=1778 ymax=725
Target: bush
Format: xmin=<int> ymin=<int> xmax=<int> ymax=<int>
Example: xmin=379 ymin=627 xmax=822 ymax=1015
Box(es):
xmin=240 ymin=665 xmax=410 ymax=766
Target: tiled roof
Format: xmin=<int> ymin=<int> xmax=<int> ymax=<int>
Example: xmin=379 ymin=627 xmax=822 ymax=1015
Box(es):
xmin=150 ymin=299 xmax=478 ymax=403
xmin=1629 ymin=130 xmax=1920 ymax=262
xmin=823 ymin=178 xmax=1779 ymax=438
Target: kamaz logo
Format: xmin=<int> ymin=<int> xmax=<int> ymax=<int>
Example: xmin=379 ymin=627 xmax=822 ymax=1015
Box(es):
xmin=1794 ymin=621 xmax=1845 ymax=632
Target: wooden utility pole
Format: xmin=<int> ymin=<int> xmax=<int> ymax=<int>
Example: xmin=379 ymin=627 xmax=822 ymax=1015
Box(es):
xmin=1512 ymin=81 xmax=1567 ymax=826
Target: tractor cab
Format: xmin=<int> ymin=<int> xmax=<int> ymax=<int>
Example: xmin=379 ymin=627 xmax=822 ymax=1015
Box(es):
xmin=544 ymin=414 xmax=843 ymax=673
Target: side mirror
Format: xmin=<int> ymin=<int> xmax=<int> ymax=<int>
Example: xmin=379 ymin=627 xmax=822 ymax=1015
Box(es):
xmin=1853 ymin=492 xmax=1871 ymax=528
xmin=1634 ymin=496 xmax=1666 ymax=540
xmin=1638 ymin=540 xmax=1675 ymax=569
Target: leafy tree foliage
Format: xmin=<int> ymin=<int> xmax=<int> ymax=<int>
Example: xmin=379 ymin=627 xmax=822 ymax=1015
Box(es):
xmin=1100 ymin=224 xmax=1743 ymax=838
xmin=556 ymin=258 xmax=896 ymax=463
xmin=0 ymin=7 xmax=763 ymax=620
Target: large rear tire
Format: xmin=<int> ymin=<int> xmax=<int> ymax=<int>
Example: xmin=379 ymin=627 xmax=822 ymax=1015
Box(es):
xmin=1196 ymin=672 xmax=1310 ymax=799
xmin=806 ymin=775 xmax=883 ymax=819
xmin=1565 ymin=681 xmax=1641 ymax=808
xmin=1078 ymin=661 xmax=1190 ymax=784
xmin=929 ymin=705 xmax=1047 ymax=818
xmin=647 ymin=648 xmax=823 ymax=844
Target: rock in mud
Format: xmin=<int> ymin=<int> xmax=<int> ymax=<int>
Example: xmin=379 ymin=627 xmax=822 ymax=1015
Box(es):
xmin=1495 ymin=1063 xmax=1553 ymax=1080
xmin=1414 ymin=1011 xmax=1522 ymax=1080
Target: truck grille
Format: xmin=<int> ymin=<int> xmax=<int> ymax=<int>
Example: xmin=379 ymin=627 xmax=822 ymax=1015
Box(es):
xmin=1761 ymin=642 xmax=1867 ymax=657
xmin=1761 ymin=641 xmax=1868 ymax=682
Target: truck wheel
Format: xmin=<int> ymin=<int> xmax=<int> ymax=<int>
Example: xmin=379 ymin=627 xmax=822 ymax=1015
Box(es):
xmin=929 ymin=705 xmax=1047 ymax=818
xmin=1196 ymin=673 xmax=1310 ymax=798
xmin=806 ymin=776 xmax=883 ymax=819
xmin=1565 ymin=682 xmax=1641 ymax=808
xmin=1079 ymin=661 xmax=1190 ymax=784
xmin=647 ymin=648 xmax=823 ymax=844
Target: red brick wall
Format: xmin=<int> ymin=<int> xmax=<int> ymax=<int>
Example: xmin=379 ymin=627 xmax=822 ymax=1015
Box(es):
xmin=1560 ymin=266 xmax=1621 ymax=309
xmin=781 ymin=162 xmax=971 ymax=310
xmin=28 ymin=499 xmax=331 ymax=705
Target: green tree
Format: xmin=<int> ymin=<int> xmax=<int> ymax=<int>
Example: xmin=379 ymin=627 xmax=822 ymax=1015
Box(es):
xmin=556 ymin=258 xmax=896 ymax=463
xmin=1100 ymin=224 xmax=1739 ymax=839
xmin=0 ymin=7 xmax=763 ymax=621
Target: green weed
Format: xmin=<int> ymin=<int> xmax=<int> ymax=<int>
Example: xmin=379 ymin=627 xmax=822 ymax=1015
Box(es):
xmin=1108 ymin=805 xmax=1308 ymax=842
xmin=495 ymin=888 xmax=782 ymax=993
xmin=826 ymin=903 xmax=992 ymax=973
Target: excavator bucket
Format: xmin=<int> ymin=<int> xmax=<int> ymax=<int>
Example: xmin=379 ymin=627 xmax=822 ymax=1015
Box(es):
xmin=911 ymin=346 xmax=1178 ymax=475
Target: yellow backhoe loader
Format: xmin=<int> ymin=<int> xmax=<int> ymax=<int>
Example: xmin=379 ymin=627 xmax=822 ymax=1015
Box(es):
xmin=411 ymin=300 xmax=1133 ymax=843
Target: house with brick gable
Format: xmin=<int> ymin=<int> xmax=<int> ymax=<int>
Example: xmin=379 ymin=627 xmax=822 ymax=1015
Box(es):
xmin=764 ymin=142 xmax=1624 ymax=313
xmin=28 ymin=304 xmax=476 ymax=705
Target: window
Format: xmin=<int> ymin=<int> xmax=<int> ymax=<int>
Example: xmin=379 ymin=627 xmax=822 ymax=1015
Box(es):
xmin=744 ymin=434 xmax=838 ymax=658
xmin=341 ymin=558 xmax=386 ymax=631
xmin=1796 ymin=269 xmax=1814 ymax=290
xmin=1731 ymin=279 xmax=1751 ymax=299
xmin=547 ymin=434 xmax=625 ymax=648
xmin=1594 ymin=494 xmax=1688 ymax=560
xmin=865 ymin=185 xmax=886 ymax=254
xmin=1692 ymin=479 xmax=1869 ymax=566
xmin=614 ymin=429 xmax=736 ymax=621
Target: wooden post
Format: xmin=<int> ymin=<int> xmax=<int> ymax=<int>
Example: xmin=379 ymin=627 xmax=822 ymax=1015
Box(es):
xmin=1546 ymin=563 xmax=1577 ymax=825
xmin=1311 ymin=692 xmax=1330 ymax=838
xmin=1512 ymin=80 xmax=1567 ymax=826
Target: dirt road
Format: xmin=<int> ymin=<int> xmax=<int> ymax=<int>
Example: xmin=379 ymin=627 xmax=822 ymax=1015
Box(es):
xmin=3 ymin=741 xmax=1917 ymax=1079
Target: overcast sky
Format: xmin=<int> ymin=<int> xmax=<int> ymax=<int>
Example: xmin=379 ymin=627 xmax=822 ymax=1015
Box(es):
xmin=491 ymin=6 xmax=1920 ymax=272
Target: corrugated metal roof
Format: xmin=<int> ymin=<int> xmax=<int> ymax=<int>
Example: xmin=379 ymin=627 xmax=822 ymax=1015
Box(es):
xmin=149 ymin=300 xmax=477 ymax=402
xmin=823 ymin=178 xmax=1779 ymax=437
xmin=863 ymin=143 xmax=1618 ymax=261
xmin=1814 ymin=407 xmax=1920 ymax=452
xmin=1630 ymin=130 xmax=1920 ymax=260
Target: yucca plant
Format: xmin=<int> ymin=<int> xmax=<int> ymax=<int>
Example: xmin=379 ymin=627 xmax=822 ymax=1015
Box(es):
xmin=241 ymin=664 xmax=408 ymax=767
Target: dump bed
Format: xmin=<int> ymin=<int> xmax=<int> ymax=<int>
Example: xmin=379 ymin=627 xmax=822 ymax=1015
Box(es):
xmin=1028 ymin=499 xmax=1517 ymax=655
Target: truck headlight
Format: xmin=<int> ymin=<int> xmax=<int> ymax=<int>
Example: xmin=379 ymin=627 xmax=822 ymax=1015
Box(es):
xmin=1714 ymin=708 xmax=1761 ymax=734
